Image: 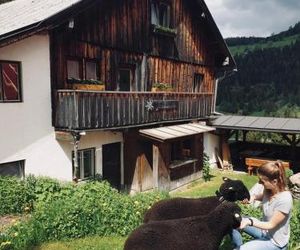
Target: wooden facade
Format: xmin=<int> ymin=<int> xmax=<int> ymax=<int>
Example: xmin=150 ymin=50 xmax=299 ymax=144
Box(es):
xmin=51 ymin=0 xmax=226 ymax=131
xmin=47 ymin=0 xmax=234 ymax=191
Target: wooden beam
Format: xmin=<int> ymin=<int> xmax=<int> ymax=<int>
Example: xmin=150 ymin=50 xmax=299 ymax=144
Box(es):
xmin=153 ymin=145 xmax=159 ymax=189
xmin=242 ymin=131 xmax=248 ymax=142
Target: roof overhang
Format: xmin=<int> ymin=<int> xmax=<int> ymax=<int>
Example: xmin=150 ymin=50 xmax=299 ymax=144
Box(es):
xmin=139 ymin=123 xmax=215 ymax=142
xmin=210 ymin=115 xmax=300 ymax=134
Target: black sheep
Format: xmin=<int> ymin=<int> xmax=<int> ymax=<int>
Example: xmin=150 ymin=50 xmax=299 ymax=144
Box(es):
xmin=143 ymin=177 xmax=249 ymax=223
xmin=124 ymin=202 xmax=242 ymax=250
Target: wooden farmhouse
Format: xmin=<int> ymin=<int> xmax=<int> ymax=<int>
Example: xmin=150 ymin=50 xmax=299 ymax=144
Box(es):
xmin=0 ymin=0 xmax=235 ymax=192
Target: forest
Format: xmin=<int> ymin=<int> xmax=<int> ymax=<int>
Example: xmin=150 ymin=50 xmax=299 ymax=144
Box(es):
xmin=217 ymin=22 xmax=300 ymax=118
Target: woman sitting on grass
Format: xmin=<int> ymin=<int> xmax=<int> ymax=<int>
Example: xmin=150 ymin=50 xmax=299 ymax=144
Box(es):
xmin=232 ymin=161 xmax=293 ymax=250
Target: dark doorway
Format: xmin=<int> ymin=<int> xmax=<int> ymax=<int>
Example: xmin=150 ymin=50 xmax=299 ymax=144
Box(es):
xmin=102 ymin=142 xmax=121 ymax=189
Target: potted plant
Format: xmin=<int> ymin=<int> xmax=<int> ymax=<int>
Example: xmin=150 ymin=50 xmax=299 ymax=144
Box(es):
xmin=152 ymin=24 xmax=177 ymax=37
xmin=67 ymin=78 xmax=105 ymax=91
xmin=151 ymin=82 xmax=173 ymax=92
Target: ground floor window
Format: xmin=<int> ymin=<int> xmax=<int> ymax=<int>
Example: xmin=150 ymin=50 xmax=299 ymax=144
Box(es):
xmin=0 ymin=160 xmax=24 ymax=177
xmin=72 ymin=148 xmax=95 ymax=180
xmin=171 ymin=138 xmax=193 ymax=161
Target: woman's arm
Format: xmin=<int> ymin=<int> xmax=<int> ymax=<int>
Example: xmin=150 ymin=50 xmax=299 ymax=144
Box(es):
xmin=241 ymin=193 xmax=263 ymax=204
xmin=240 ymin=210 xmax=287 ymax=230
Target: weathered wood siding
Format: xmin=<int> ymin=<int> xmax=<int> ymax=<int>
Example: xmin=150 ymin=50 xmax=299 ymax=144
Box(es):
xmin=51 ymin=0 xmax=216 ymax=93
xmin=55 ymin=91 xmax=213 ymax=130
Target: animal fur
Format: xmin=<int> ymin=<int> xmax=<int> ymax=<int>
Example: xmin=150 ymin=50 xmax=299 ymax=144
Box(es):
xmin=124 ymin=202 xmax=242 ymax=250
xmin=143 ymin=177 xmax=249 ymax=223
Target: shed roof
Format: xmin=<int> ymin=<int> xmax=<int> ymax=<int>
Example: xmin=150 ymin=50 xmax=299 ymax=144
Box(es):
xmin=140 ymin=123 xmax=215 ymax=142
xmin=210 ymin=115 xmax=300 ymax=134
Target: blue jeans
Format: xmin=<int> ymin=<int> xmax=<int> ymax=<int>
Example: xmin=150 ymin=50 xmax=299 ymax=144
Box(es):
xmin=231 ymin=227 xmax=287 ymax=250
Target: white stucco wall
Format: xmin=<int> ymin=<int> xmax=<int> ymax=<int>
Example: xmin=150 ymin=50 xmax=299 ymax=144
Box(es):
xmin=203 ymin=132 xmax=220 ymax=167
xmin=0 ymin=35 xmax=123 ymax=180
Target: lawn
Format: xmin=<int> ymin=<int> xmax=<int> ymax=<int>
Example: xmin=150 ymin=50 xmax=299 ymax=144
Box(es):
xmin=35 ymin=169 xmax=258 ymax=250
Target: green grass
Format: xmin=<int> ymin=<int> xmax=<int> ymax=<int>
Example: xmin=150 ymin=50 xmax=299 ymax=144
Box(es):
xmin=171 ymin=169 xmax=257 ymax=198
xmin=35 ymin=169 xmax=257 ymax=250
xmin=33 ymin=236 xmax=126 ymax=250
xmin=229 ymin=34 xmax=300 ymax=56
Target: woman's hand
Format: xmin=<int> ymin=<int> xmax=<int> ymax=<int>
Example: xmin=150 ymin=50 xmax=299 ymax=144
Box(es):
xmin=239 ymin=218 xmax=252 ymax=229
xmin=241 ymin=195 xmax=255 ymax=204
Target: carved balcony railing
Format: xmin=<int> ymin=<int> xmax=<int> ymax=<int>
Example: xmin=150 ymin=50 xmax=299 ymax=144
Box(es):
xmin=55 ymin=90 xmax=214 ymax=130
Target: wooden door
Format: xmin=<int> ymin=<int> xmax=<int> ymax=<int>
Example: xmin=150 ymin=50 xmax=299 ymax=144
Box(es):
xmin=102 ymin=142 xmax=121 ymax=190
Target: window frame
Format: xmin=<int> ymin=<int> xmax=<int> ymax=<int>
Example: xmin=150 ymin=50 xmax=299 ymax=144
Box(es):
xmin=151 ymin=0 xmax=172 ymax=28
xmin=117 ymin=64 xmax=136 ymax=91
xmin=170 ymin=138 xmax=194 ymax=162
xmin=66 ymin=57 xmax=101 ymax=84
xmin=193 ymin=73 xmax=204 ymax=93
xmin=0 ymin=160 xmax=25 ymax=178
xmin=0 ymin=60 xmax=22 ymax=103
xmin=85 ymin=59 xmax=100 ymax=81
xmin=72 ymin=147 xmax=96 ymax=180
xmin=66 ymin=57 xmax=83 ymax=81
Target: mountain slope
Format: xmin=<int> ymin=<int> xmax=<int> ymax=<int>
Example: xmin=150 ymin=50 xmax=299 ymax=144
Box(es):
xmin=217 ymin=22 xmax=300 ymax=117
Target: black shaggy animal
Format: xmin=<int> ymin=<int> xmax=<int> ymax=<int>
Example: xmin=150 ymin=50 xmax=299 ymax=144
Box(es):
xmin=124 ymin=202 xmax=242 ymax=250
xmin=143 ymin=177 xmax=249 ymax=223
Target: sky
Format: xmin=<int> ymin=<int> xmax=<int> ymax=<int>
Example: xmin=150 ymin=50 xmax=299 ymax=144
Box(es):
xmin=205 ymin=0 xmax=300 ymax=38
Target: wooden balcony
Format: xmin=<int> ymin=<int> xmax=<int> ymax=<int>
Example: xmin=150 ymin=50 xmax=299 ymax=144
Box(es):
xmin=54 ymin=90 xmax=214 ymax=130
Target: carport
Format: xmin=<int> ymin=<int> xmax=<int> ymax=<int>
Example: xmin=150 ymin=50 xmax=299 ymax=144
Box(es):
xmin=209 ymin=115 xmax=300 ymax=173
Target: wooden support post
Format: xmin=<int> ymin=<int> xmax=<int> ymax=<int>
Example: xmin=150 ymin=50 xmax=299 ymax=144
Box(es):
xmin=153 ymin=145 xmax=159 ymax=189
xmin=242 ymin=131 xmax=248 ymax=142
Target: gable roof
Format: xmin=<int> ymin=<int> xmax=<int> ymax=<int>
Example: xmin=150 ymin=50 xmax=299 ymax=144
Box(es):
xmin=0 ymin=0 xmax=80 ymax=38
xmin=0 ymin=0 xmax=235 ymax=68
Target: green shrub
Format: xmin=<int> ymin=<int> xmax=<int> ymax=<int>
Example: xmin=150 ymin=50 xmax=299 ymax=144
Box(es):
xmin=289 ymin=201 xmax=300 ymax=249
xmin=0 ymin=177 xmax=28 ymax=215
xmin=202 ymin=152 xmax=211 ymax=182
xmin=0 ymin=175 xmax=63 ymax=215
xmin=0 ymin=180 xmax=169 ymax=250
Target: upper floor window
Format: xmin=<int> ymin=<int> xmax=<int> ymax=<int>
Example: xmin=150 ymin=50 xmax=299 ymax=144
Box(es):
xmin=67 ymin=58 xmax=82 ymax=81
xmin=0 ymin=61 xmax=22 ymax=102
xmin=151 ymin=1 xmax=171 ymax=28
xmin=118 ymin=65 xmax=135 ymax=91
xmin=193 ymin=73 xmax=204 ymax=93
xmin=85 ymin=60 xmax=100 ymax=81
xmin=67 ymin=58 xmax=100 ymax=83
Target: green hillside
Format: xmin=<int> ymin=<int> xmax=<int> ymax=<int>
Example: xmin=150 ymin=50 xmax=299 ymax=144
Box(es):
xmin=229 ymin=34 xmax=300 ymax=56
xmin=217 ymin=22 xmax=300 ymax=117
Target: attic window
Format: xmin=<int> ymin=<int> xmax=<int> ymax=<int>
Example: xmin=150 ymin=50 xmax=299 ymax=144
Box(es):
xmin=151 ymin=1 xmax=171 ymax=28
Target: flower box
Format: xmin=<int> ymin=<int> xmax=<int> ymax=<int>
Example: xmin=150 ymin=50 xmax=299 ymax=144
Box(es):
xmin=152 ymin=24 xmax=177 ymax=37
xmin=67 ymin=78 xmax=105 ymax=91
xmin=72 ymin=84 xmax=105 ymax=91
xmin=152 ymin=82 xmax=173 ymax=92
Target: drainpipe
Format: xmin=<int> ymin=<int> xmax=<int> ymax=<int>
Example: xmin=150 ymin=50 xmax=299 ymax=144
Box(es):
xmin=71 ymin=131 xmax=86 ymax=182
xmin=212 ymin=68 xmax=237 ymax=114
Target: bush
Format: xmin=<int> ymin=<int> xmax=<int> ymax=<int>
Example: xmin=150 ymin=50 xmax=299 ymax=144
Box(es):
xmin=202 ymin=152 xmax=211 ymax=182
xmin=0 ymin=175 xmax=63 ymax=215
xmin=0 ymin=180 xmax=169 ymax=250
xmin=0 ymin=177 xmax=28 ymax=215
